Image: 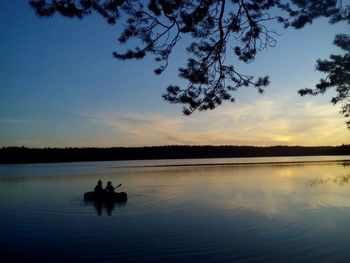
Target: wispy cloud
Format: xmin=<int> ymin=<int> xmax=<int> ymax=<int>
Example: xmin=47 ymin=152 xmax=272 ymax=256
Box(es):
xmin=0 ymin=118 xmax=32 ymax=124
xmin=82 ymin=98 xmax=349 ymax=146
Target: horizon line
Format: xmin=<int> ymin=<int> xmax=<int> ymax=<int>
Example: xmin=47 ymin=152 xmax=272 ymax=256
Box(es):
xmin=2 ymin=144 xmax=350 ymax=149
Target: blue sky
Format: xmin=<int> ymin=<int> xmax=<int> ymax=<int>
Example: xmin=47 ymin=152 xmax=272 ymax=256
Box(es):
xmin=0 ymin=1 xmax=349 ymax=147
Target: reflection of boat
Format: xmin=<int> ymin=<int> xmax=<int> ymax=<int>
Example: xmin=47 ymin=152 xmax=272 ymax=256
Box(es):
xmin=84 ymin=191 xmax=128 ymax=202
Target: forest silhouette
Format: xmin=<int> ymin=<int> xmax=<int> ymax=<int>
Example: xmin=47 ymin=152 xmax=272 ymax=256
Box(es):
xmin=1 ymin=145 xmax=349 ymax=164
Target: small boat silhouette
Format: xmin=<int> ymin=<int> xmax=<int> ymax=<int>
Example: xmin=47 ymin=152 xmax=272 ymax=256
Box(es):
xmin=84 ymin=191 xmax=128 ymax=202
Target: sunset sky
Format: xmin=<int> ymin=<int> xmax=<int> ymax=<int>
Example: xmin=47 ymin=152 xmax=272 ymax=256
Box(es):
xmin=0 ymin=1 xmax=349 ymax=147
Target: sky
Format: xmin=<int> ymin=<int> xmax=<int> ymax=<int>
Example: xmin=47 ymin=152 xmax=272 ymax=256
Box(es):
xmin=0 ymin=1 xmax=349 ymax=147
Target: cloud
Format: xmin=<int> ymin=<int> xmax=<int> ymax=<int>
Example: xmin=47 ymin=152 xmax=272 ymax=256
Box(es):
xmin=0 ymin=118 xmax=31 ymax=124
xmin=83 ymin=98 xmax=349 ymax=146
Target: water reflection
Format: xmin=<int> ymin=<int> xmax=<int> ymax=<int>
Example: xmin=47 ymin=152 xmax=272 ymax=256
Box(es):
xmin=84 ymin=200 xmax=127 ymax=216
xmin=342 ymin=161 xmax=350 ymax=167
xmin=1 ymin=158 xmax=350 ymax=262
xmin=309 ymin=174 xmax=350 ymax=187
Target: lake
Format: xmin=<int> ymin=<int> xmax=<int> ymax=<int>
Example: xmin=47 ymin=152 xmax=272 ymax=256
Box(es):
xmin=1 ymin=156 xmax=350 ymax=262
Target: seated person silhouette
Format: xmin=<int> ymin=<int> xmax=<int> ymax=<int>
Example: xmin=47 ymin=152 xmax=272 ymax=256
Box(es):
xmin=105 ymin=181 xmax=115 ymax=194
xmin=94 ymin=180 xmax=104 ymax=194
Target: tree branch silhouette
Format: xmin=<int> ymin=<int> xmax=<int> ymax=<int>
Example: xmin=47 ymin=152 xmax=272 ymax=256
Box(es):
xmin=299 ymin=34 xmax=350 ymax=128
xmin=282 ymin=0 xmax=350 ymax=128
xmin=29 ymin=0 xmax=349 ymax=127
xmin=29 ymin=0 xmax=286 ymax=115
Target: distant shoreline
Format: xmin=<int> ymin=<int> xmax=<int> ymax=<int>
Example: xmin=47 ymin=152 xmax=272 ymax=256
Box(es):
xmin=1 ymin=145 xmax=349 ymax=164
xmin=113 ymin=158 xmax=350 ymax=168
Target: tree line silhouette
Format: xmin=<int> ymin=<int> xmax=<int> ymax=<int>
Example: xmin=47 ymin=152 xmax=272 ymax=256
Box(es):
xmin=1 ymin=145 xmax=349 ymax=164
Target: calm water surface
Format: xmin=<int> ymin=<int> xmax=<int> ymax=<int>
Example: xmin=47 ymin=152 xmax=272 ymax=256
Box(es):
xmin=1 ymin=156 xmax=350 ymax=262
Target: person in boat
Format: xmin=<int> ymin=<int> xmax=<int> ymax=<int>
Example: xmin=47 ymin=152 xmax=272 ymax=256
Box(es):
xmin=105 ymin=181 xmax=115 ymax=194
xmin=94 ymin=180 xmax=104 ymax=194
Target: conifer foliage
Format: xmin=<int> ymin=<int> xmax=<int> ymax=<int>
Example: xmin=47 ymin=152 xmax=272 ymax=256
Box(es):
xmin=299 ymin=34 xmax=350 ymax=128
xmin=29 ymin=0 xmax=289 ymax=114
xmin=29 ymin=0 xmax=349 ymax=126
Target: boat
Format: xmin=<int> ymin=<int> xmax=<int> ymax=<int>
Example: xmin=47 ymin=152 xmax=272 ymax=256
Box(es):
xmin=84 ymin=191 xmax=128 ymax=202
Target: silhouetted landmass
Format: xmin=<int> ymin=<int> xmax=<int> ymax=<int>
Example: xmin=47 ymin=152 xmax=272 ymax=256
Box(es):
xmin=0 ymin=145 xmax=350 ymax=164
